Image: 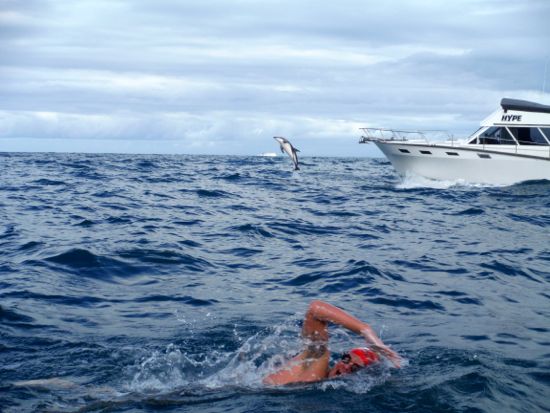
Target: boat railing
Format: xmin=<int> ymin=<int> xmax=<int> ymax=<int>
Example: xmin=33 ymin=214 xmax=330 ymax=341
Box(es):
xmin=359 ymin=128 xmax=454 ymax=145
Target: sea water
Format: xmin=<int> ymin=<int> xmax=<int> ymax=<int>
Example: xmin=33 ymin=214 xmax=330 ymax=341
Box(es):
xmin=0 ymin=152 xmax=548 ymax=412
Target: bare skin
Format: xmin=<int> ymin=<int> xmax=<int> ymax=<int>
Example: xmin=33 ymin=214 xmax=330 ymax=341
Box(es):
xmin=263 ymin=300 xmax=401 ymax=385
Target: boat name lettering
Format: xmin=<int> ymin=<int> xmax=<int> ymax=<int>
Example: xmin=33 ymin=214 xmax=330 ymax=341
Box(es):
xmin=501 ymin=114 xmax=522 ymax=122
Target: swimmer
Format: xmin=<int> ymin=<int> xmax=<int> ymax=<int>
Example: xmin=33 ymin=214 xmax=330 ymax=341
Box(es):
xmin=263 ymin=300 xmax=401 ymax=385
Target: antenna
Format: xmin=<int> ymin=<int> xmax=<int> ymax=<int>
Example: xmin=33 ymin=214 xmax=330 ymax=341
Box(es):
xmin=543 ymin=55 xmax=550 ymax=95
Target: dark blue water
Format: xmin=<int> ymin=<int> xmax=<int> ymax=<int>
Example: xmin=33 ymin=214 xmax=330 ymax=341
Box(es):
xmin=1 ymin=152 xmax=549 ymax=413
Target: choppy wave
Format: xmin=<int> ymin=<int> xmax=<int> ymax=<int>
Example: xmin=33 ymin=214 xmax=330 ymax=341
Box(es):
xmin=1 ymin=153 xmax=549 ymax=413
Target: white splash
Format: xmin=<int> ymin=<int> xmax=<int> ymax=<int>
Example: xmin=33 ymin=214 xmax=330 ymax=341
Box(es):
xmin=397 ymin=172 xmax=503 ymax=190
xmin=122 ymin=321 xmax=402 ymax=395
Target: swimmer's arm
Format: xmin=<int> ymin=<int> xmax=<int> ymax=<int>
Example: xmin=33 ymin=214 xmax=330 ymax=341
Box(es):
xmin=305 ymin=300 xmax=368 ymax=336
xmin=307 ymin=300 xmax=401 ymax=367
xmin=262 ymin=347 xmax=330 ymax=385
xmin=264 ymin=301 xmax=338 ymax=385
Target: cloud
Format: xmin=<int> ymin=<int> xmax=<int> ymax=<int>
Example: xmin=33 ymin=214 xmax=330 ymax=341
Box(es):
xmin=0 ymin=0 xmax=549 ymax=155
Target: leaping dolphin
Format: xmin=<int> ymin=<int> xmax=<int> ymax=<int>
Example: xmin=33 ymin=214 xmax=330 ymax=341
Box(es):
xmin=273 ymin=136 xmax=300 ymax=170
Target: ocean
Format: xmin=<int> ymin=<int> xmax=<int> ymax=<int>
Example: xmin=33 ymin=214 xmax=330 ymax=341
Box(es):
xmin=0 ymin=152 xmax=549 ymax=413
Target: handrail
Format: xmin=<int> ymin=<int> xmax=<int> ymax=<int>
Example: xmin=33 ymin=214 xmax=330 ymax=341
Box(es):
xmin=359 ymin=127 xmax=453 ymax=145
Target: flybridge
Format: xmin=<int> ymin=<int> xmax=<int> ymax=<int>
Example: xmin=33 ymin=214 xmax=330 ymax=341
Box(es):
xmin=481 ymin=98 xmax=550 ymax=127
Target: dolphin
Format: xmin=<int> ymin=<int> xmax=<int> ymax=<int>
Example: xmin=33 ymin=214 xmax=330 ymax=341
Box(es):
xmin=273 ymin=136 xmax=300 ymax=170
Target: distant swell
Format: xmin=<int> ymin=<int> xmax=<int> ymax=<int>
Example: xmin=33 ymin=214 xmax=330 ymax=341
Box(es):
xmin=45 ymin=248 xmax=104 ymax=267
xmin=196 ymin=189 xmax=232 ymax=198
xmin=26 ymin=248 xmax=144 ymax=280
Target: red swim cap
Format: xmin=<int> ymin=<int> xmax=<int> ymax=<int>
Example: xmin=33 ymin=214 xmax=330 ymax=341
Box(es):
xmin=350 ymin=348 xmax=379 ymax=366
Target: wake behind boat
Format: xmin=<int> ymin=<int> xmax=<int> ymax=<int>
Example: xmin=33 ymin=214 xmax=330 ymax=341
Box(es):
xmin=360 ymin=98 xmax=550 ymax=185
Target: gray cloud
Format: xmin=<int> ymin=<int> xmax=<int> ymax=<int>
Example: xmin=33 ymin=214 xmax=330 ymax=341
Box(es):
xmin=0 ymin=0 xmax=549 ymax=155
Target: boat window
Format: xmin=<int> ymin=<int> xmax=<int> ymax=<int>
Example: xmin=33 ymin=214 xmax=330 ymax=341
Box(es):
xmin=420 ymin=150 xmax=432 ymax=155
xmin=477 ymin=127 xmax=516 ymax=145
xmin=467 ymin=127 xmax=484 ymax=144
xmin=507 ymin=127 xmax=549 ymax=146
xmin=446 ymin=152 xmax=459 ymax=156
xmin=399 ymin=148 xmax=410 ymax=153
xmin=478 ymin=153 xmax=491 ymax=159
xmin=540 ymin=128 xmax=550 ymax=143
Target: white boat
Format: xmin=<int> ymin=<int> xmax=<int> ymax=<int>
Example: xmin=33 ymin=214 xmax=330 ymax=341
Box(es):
xmin=258 ymin=152 xmax=278 ymax=157
xmin=360 ymin=98 xmax=550 ymax=185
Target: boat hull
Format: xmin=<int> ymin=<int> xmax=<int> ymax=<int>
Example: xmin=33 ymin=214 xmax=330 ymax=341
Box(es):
xmin=375 ymin=142 xmax=550 ymax=185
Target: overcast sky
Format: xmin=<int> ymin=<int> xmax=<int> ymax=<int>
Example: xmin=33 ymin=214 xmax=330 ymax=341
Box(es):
xmin=1 ymin=0 xmax=549 ymax=156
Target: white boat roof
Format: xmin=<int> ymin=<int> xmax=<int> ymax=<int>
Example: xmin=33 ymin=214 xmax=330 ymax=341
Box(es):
xmin=481 ymin=98 xmax=550 ymax=127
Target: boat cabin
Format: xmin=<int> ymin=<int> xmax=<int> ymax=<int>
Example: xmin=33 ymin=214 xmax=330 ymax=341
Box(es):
xmin=467 ymin=99 xmax=550 ymax=146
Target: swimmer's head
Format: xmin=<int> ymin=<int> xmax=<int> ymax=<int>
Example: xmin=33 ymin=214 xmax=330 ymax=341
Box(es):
xmin=328 ymin=348 xmax=379 ymax=378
